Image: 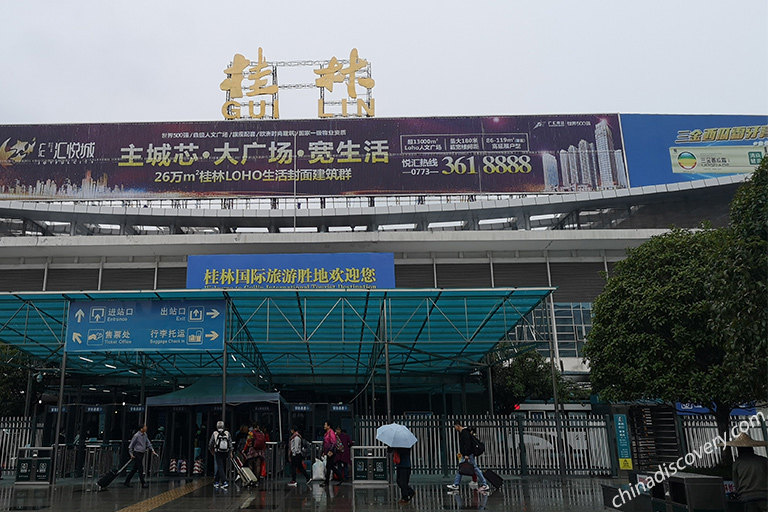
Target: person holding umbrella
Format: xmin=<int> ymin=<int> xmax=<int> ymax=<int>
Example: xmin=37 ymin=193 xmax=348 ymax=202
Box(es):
xmin=376 ymin=423 xmax=418 ymax=505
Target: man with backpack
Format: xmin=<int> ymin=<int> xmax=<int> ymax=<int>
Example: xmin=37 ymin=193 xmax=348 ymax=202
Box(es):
xmin=208 ymin=420 xmax=232 ymax=489
xmin=446 ymin=420 xmax=489 ymax=493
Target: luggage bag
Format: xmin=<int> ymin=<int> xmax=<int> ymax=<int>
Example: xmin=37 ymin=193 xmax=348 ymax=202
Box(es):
xmin=231 ymin=452 xmax=259 ymax=486
xmin=97 ymin=459 xmax=133 ymax=490
xmin=483 ymin=468 xmax=504 ymax=489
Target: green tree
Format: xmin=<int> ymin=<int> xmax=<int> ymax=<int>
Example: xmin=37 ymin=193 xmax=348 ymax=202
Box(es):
xmin=0 ymin=365 xmax=30 ymax=416
xmin=489 ymin=347 xmax=578 ymax=414
xmin=583 ymin=227 xmax=766 ymax=464
xmin=709 ymin=157 xmax=768 ymax=357
xmin=0 ymin=345 xmax=45 ymax=417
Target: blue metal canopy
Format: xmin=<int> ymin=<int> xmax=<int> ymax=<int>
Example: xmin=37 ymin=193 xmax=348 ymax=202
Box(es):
xmin=0 ymin=287 xmax=553 ymax=393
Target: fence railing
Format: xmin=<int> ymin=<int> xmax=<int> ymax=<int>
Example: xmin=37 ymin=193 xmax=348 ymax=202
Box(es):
xmin=355 ymin=414 xmax=615 ymax=477
xmin=0 ymin=417 xmax=43 ymax=472
xmin=0 ymin=412 xmax=762 ymax=478
xmin=681 ymin=415 xmax=767 ymax=468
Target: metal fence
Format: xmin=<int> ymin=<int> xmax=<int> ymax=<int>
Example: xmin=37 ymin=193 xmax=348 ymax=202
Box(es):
xmin=681 ymin=414 xmax=768 ymax=468
xmin=0 ymin=417 xmax=43 ymax=472
xmin=355 ymin=414 xmax=615 ymax=477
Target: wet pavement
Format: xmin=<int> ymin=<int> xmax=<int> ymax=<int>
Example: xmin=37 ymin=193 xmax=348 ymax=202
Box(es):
xmin=0 ymin=474 xmax=614 ymax=511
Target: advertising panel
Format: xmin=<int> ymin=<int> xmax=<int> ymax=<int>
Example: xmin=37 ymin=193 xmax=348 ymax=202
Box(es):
xmin=0 ymin=115 xmax=625 ymax=199
xmin=65 ymin=299 xmax=226 ymax=352
xmin=186 ymin=252 xmax=395 ymax=290
xmin=620 ymin=114 xmax=768 ymax=187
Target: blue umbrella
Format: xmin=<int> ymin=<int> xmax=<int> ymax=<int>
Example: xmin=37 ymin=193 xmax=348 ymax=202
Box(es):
xmin=376 ymin=423 xmax=418 ymax=448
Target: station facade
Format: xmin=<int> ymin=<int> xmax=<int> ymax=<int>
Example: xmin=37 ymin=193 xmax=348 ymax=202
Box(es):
xmin=0 ymin=113 xmax=764 ymax=474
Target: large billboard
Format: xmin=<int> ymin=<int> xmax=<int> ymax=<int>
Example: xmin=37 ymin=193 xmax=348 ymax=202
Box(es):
xmin=0 ymin=115 xmax=626 ymax=199
xmin=621 ymin=114 xmax=768 ymax=187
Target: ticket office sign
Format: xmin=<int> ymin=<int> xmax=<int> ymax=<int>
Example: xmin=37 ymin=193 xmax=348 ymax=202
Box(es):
xmin=65 ymin=299 xmax=226 ymax=352
xmin=0 ymin=114 xmax=624 ymax=199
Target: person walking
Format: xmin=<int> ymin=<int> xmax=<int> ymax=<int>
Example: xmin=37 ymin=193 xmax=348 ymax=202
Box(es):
xmin=446 ymin=420 xmax=489 ymax=493
xmin=123 ymin=424 xmax=157 ymax=488
xmin=320 ymin=421 xmax=344 ymax=487
xmin=243 ymin=422 xmax=267 ymax=483
xmin=335 ymin=426 xmax=354 ymax=481
xmin=726 ymin=433 xmax=768 ymax=512
xmin=235 ymin=424 xmax=249 ymax=454
xmin=287 ymin=427 xmax=312 ymax=486
xmin=391 ymin=446 xmax=415 ymax=504
xmin=208 ymin=420 xmax=233 ymax=489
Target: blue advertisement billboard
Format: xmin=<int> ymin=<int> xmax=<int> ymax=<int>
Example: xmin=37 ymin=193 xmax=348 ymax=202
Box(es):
xmin=186 ymin=252 xmax=395 ymax=290
xmin=65 ymin=299 xmax=226 ymax=352
xmin=621 ymin=114 xmax=768 ymax=187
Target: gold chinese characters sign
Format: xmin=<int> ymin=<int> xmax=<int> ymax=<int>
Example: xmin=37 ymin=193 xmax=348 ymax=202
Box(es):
xmin=220 ymin=48 xmax=375 ymax=120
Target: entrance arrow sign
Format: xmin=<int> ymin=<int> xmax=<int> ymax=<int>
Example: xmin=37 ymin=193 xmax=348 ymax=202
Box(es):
xmin=65 ymin=299 xmax=226 ymax=353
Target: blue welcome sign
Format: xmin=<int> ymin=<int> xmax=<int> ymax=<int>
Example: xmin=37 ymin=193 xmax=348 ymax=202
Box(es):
xmin=186 ymin=253 xmax=395 ymax=290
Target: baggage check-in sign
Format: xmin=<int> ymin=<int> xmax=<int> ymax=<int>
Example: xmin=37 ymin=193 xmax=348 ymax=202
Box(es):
xmin=65 ymin=300 xmax=226 ymax=352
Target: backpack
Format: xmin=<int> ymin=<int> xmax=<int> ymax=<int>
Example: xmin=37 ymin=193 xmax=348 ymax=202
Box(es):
xmin=301 ymin=438 xmax=312 ymax=458
xmin=470 ymin=432 xmax=485 ymax=457
xmin=215 ymin=431 xmax=231 ymax=452
xmin=252 ymin=430 xmax=266 ymax=450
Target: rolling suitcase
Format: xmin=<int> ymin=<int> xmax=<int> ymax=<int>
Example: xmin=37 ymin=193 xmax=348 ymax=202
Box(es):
xmin=231 ymin=452 xmax=259 ymax=486
xmin=483 ymin=469 xmax=503 ymax=489
xmin=97 ymin=459 xmax=133 ymax=490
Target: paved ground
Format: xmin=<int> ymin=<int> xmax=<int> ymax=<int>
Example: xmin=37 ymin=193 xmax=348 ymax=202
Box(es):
xmin=0 ymin=474 xmax=614 ymax=511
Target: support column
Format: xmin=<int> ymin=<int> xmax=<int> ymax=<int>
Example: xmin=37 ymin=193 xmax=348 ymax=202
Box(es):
xmin=547 ymin=294 xmax=567 ymax=482
xmin=53 ymin=352 xmax=68 ymax=484
xmin=486 ymin=364 xmax=494 ymax=416
xmin=384 ymin=299 xmax=392 ymax=423
xmin=461 ymin=378 xmax=467 ymax=414
xmin=222 ymin=342 xmax=228 ymax=421
xmin=371 ymin=370 xmax=376 ymax=417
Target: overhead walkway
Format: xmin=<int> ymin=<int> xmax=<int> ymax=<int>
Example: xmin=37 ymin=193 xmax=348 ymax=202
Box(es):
xmin=0 ymin=174 xmax=745 ymax=236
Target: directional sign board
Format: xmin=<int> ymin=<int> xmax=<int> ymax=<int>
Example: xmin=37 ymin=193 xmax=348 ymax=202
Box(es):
xmin=614 ymin=414 xmax=633 ymax=471
xmin=66 ymin=300 xmax=226 ymax=353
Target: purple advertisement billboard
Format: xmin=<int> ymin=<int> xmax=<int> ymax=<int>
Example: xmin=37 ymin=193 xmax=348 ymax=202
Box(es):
xmin=0 ymin=115 xmax=626 ymax=199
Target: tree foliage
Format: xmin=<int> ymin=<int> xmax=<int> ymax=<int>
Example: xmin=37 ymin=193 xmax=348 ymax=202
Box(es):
xmin=489 ymin=347 xmax=581 ymax=414
xmin=708 ymin=157 xmax=768 ymax=357
xmin=583 ymin=162 xmax=768 ymax=464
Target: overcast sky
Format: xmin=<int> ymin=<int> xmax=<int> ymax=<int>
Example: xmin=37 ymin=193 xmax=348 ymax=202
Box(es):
xmin=2 ymin=1 xmax=766 ymax=125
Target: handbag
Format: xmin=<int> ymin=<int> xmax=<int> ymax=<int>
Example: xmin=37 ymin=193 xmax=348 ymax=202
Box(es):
xmin=458 ymin=461 xmax=475 ymax=476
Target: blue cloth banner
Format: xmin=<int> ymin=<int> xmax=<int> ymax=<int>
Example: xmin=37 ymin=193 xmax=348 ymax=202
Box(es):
xmin=186 ymin=252 xmax=395 ymax=289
